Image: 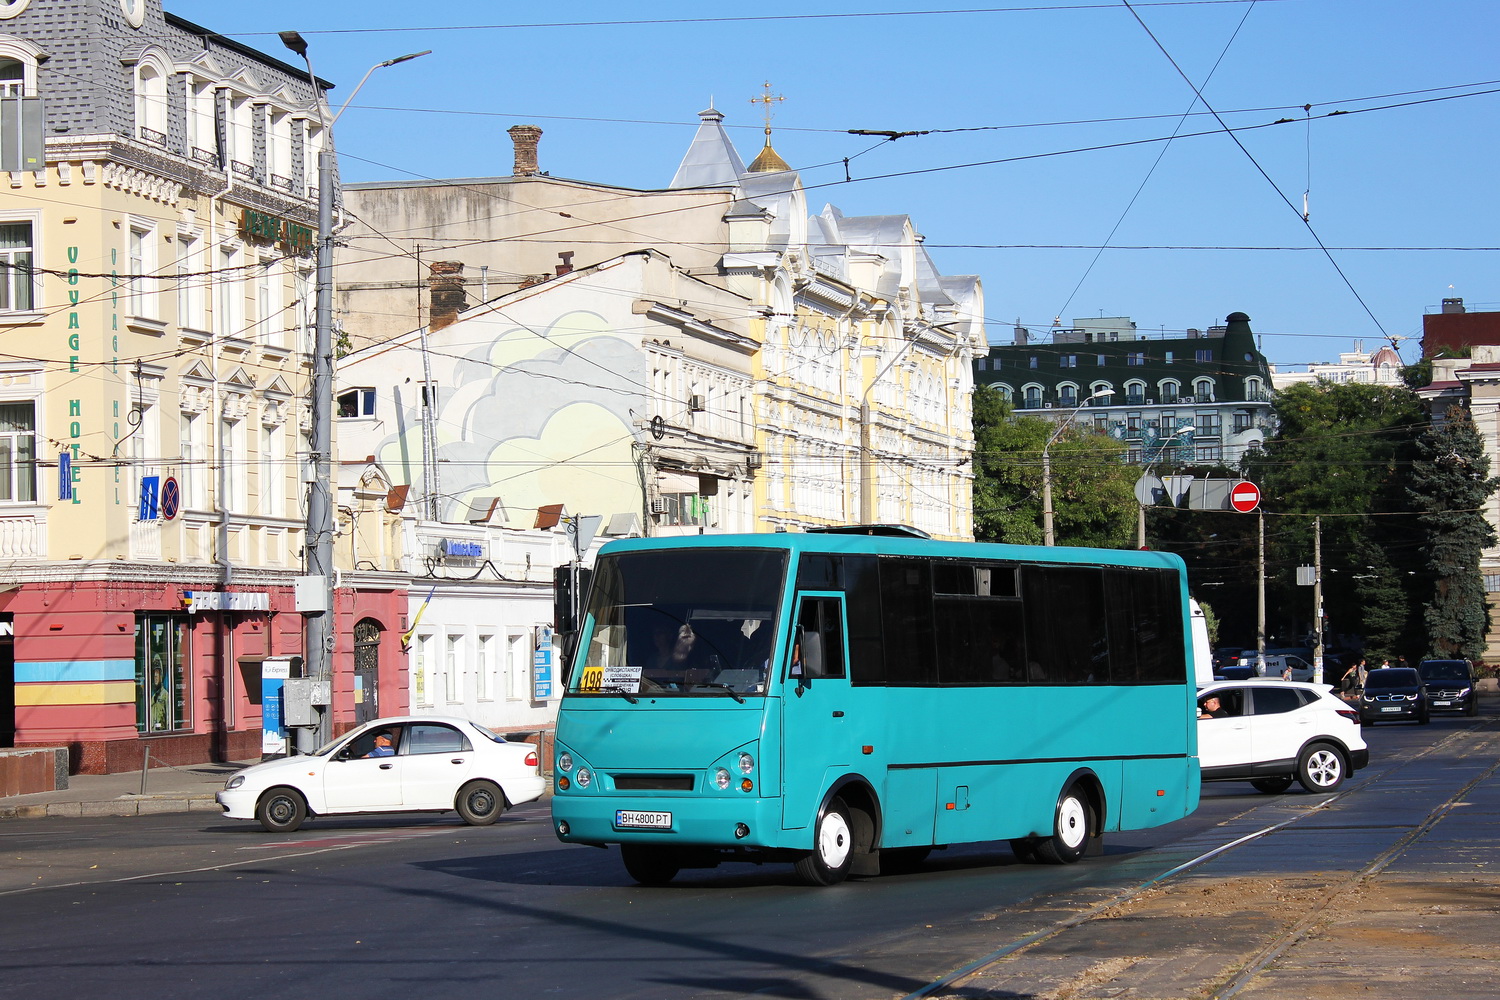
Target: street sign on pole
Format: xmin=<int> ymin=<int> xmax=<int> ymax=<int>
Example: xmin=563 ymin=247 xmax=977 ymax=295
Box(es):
xmin=1229 ymin=480 xmax=1261 ymax=513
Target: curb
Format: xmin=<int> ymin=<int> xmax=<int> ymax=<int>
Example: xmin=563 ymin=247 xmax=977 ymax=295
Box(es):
xmin=0 ymin=793 xmax=221 ymax=821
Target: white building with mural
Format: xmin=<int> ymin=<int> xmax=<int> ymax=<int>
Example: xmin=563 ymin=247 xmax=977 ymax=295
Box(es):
xmin=335 ymin=107 xmax=985 ymax=541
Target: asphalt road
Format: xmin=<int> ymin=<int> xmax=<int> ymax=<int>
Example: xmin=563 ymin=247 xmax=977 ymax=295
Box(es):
xmin=0 ymin=711 xmax=1488 ymax=1000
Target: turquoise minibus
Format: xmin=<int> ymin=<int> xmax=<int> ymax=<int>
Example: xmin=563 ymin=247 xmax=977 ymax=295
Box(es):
xmin=550 ymin=527 xmax=1200 ymax=885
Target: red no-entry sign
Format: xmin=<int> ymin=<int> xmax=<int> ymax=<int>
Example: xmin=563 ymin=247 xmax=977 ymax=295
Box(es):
xmin=1229 ymin=480 xmax=1261 ymax=513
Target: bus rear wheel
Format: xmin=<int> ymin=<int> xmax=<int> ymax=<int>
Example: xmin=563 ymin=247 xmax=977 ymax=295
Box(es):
xmin=1034 ymin=785 xmax=1093 ymax=864
xmin=620 ymin=845 xmax=680 ymax=886
xmin=795 ymin=797 xmax=853 ymax=886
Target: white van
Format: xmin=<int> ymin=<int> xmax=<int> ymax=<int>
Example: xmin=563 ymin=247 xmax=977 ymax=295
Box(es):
xmin=1236 ymin=653 xmax=1315 ymax=682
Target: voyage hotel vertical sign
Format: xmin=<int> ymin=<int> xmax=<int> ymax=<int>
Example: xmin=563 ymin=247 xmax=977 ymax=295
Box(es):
xmin=63 ymin=246 xmax=86 ymax=505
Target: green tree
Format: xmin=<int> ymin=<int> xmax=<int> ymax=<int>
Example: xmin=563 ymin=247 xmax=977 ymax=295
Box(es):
xmin=971 ymin=386 xmax=1136 ymax=546
xmin=1407 ymin=406 xmax=1499 ymax=660
xmin=1242 ymin=381 xmax=1427 ymax=653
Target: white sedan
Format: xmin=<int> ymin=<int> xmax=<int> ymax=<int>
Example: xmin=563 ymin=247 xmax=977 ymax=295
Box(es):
xmin=217 ymin=716 xmax=546 ymax=832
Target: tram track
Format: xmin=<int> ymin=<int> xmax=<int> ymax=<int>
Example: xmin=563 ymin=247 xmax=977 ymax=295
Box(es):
xmin=903 ymin=717 xmax=1499 ymax=1000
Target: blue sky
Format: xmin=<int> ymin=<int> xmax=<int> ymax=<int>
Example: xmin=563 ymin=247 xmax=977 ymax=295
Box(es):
xmin=172 ymin=0 xmax=1499 ymax=369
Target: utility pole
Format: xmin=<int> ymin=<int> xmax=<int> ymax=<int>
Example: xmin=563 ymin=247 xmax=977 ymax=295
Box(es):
xmin=1313 ymin=516 xmax=1324 ymax=684
xmin=1042 ymin=390 xmax=1113 ymax=546
xmin=306 ymin=144 xmax=336 ymax=749
xmin=1256 ymin=511 xmax=1266 ymax=674
xmin=281 ymin=33 xmax=431 ymax=752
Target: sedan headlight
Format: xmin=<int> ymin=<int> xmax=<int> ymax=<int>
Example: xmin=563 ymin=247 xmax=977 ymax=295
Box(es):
xmin=225 ymin=774 xmax=245 ymax=790
xmin=1405 ymin=693 xmax=1418 ymax=701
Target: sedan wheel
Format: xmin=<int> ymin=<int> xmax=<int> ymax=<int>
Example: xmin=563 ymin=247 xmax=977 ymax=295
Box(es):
xmin=455 ymin=780 xmax=506 ymax=826
xmin=256 ymin=787 xmax=308 ymax=833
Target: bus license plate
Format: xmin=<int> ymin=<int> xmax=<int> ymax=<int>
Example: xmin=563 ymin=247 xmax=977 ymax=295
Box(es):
xmin=616 ymin=810 xmax=672 ymax=829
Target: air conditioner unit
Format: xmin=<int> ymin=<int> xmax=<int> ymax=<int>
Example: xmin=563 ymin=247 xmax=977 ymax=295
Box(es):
xmin=689 ymin=394 xmax=706 ymax=412
xmin=650 ymin=497 xmax=667 ymax=514
xmin=1043 ymin=402 xmax=1054 ymax=409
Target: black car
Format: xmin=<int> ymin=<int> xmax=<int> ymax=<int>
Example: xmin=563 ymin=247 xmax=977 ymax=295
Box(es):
xmin=1359 ymin=667 xmax=1429 ymax=725
xmin=1417 ymin=659 xmax=1479 ymax=716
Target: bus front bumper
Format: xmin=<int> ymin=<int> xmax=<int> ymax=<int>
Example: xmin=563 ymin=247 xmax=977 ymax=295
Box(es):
xmin=551 ymin=794 xmax=788 ymax=849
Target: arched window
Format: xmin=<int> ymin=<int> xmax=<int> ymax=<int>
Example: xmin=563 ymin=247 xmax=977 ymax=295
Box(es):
xmin=1057 ymin=382 xmax=1080 ymax=408
xmin=1159 ymin=379 xmax=1181 ymax=403
xmin=1024 ymin=385 xmax=1042 ymax=409
xmin=134 ymin=59 xmax=168 ymax=144
xmin=1244 ymin=376 xmax=1265 ymax=402
xmin=1124 ymin=379 xmax=1147 ymax=405
xmin=1193 ymin=378 xmax=1215 ymax=403
xmin=354 ymin=619 xmax=382 ymax=724
xmin=0 ymin=57 xmax=21 ymax=96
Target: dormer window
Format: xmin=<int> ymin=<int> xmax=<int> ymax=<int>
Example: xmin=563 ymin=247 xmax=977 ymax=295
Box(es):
xmin=0 ymin=38 xmax=44 ymax=171
xmin=134 ymin=62 xmax=167 ymax=146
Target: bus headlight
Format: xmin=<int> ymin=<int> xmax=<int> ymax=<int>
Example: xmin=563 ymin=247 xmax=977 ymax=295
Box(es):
xmin=738 ymin=752 xmax=755 ymax=775
xmin=714 ymin=767 xmax=731 ymax=791
xmin=576 ymin=768 xmax=592 ymax=788
xmin=558 ymin=752 xmax=574 ymax=772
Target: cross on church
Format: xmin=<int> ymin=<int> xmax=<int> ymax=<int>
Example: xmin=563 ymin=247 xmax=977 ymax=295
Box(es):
xmin=750 ymin=81 xmax=785 ymax=138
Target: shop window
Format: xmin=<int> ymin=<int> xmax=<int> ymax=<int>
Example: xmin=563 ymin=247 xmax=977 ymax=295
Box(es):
xmin=137 ymin=615 xmax=189 ymax=734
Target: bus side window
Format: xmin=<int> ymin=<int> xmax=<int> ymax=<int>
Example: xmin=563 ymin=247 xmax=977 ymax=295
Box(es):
xmin=795 ymin=597 xmax=846 ymax=681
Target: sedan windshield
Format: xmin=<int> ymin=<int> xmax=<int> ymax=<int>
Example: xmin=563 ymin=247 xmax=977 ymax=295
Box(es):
xmin=1365 ymin=668 xmax=1421 ymax=689
xmin=1419 ymin=661 xmax=1469 ymax=681
xmin=573 ymin=548 xmax=787 ymax=698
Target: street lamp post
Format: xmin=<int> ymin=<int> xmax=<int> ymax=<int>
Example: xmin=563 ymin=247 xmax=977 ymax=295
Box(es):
xmin=1041 ymin=390 xmax=1112 ymax=546
xmin=1135 ymin=423 xmax=1195 ymax=549
xmin=279 ymin=31 xmax=429 ymax=750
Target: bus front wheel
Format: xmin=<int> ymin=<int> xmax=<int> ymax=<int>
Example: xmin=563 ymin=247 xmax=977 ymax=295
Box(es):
xmin=1035 ymin=786 xmax=1093 ymax=864
xmin=795 ymin=797 xmax=853 ymax=886
xmin=620 ymin=844 xmax=680 ymax=886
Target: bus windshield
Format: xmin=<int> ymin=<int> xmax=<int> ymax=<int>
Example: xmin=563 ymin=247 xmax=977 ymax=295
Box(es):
xmin=573 ymin=547 xmax=788 ymax=698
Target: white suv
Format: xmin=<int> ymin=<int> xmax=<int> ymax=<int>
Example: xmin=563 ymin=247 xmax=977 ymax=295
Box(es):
xmin=1197 ymin=679 xmax=1369 ymax=793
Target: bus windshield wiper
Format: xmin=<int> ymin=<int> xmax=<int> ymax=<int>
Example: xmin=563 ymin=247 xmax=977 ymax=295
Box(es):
xmin=689 ymin=682 xmax=745 ymax=703
xmin=602 ymin=685 xmax=638 ymax=704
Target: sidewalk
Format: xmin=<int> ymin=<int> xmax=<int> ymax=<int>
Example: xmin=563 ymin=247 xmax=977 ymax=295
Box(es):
xmin=0 ymin=758 xmax=253 ymax=820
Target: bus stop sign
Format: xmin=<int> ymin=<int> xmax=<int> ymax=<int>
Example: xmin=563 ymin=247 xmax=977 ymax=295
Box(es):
xmin=1229 ymin=480 xmax=1261 ymax=513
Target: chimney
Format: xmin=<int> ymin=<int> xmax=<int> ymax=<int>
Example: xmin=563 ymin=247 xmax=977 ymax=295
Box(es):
xmin=555 ymin=251 xmax=574 ymax=277
xmin=508 ymin=124 xmax=542 ymax=177
xmin=427 ymin=261 xmax=467 ymax=332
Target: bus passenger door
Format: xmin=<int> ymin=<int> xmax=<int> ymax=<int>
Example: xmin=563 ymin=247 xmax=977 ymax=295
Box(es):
xmin=781 ymin=593 xmax=851 ymax=831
